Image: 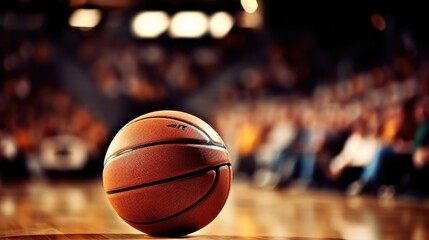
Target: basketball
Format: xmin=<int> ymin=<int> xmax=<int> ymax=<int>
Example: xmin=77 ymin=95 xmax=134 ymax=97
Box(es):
xmin=102 ymin=110 xmax=232 ymax=236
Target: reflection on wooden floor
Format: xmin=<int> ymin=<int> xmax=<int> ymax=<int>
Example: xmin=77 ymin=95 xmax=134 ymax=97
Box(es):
xmin=1 ymin=179 xmax=429 ymax=240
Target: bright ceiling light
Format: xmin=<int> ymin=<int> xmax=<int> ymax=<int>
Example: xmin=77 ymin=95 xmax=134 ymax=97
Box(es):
xmin=69 ymin=9 xmax=101 ymax=30
xmin=131 ymin=11 xmax=170 ymax=38
xmin=209 ymin=12 xmax=234 ymax=38
xmin=169 ymin=11 xmax=208 ymax=38
xmin=240 ymin=0 xmax=258 ymax=14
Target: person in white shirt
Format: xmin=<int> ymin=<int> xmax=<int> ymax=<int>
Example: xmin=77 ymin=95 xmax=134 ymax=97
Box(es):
xmin=330 ymin=125 xmax=382 ymax=177
xmin=329 ymin=110 xmax=383 ymax=183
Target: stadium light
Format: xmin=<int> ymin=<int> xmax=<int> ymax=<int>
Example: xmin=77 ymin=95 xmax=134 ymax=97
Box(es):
xmin=69 ymin=9 xmax=101 ymax=30
xmin=131 ymin=11 xmax=170 ymax=38
xmin=209 ymin=12 xmax=234 ymax=38
xmin=240 ymin=0 xmax=258 ymax=14
xmin=169 ymin=11 xmax=208 ymax=38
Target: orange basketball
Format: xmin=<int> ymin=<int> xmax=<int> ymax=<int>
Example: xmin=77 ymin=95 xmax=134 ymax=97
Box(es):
xmin=102 ymin=110 xmax=232 ymax=236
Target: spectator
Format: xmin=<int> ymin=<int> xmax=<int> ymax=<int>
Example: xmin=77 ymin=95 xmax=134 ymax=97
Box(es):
xmin=0 ymin=131 xmax=29 ymax=181
xmin=345 ymin=99 xmax=419 ymax=197
xmin=409 ymin=96 xmax=429 ymax=195
xmin=252 ymin=103 xmax=299 ymax=189
xmin=329 ymin=108 xmax=383 ymax=191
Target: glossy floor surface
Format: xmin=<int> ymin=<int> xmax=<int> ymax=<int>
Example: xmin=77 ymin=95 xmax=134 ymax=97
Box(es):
xmin=1 ymin=178 xmax=429 ymax=240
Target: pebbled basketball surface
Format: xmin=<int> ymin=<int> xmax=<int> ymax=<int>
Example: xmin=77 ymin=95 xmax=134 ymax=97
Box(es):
xmin=102 ymin=110 xmax=232 ymax=236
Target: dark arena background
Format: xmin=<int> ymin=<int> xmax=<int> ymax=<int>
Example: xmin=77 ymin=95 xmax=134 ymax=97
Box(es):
xmin=1 ymin=1 xmax=429 ymax=239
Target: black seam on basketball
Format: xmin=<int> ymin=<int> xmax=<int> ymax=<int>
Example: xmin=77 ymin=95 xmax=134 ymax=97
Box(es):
xmin=104 ymin=141 xmax=226 ymax=166
xmin=119 ymin=164 xmax=228 ymax=225
xmin=105 ymin=163 xmax=230 ymax=195
xmin=123 ymin=116 xmax=223 ymax=147
xmin=220 ymin=165 xmax=232 ymax=207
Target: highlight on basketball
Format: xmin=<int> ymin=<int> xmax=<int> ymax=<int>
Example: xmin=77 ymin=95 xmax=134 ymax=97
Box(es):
xmin=1 ymin=1 xmax=429 ymax=239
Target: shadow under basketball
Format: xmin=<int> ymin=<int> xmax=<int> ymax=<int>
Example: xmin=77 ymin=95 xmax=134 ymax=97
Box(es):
xmin=0 ymin=234 xmax=346 ymax=240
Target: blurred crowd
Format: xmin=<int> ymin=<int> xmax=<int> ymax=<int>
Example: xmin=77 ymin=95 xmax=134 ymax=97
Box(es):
xmin=2 ymin=32 xmax=429 ymax=200
xmin=0 ymin=37 xmax=229 ymax=181
xmin=76 ymin=37 xmax=223 ymax=102
xmin=0 ymin=39 xmax=108 ymax=180
xmin=213 ymin=42 xmax=429 ymax=199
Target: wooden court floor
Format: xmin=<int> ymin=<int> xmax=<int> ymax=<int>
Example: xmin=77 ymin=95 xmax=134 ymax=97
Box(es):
xmin=1 ymin=178 xmax=429 ymax=240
